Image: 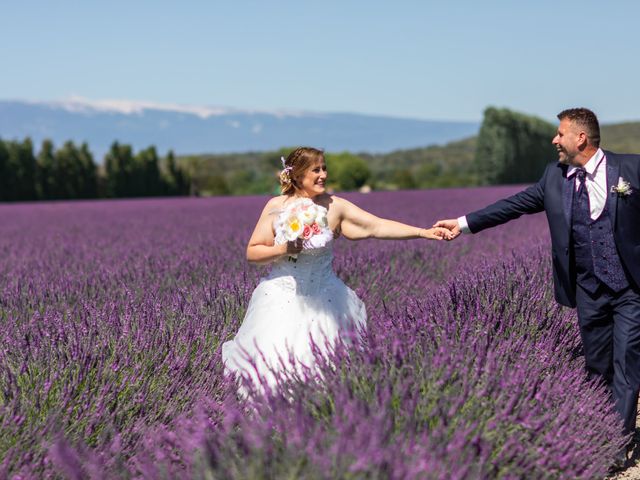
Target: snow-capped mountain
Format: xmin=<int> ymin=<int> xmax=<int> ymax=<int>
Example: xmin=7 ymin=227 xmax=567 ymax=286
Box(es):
xmin=0 ymin=98 xmax=479 ymax=159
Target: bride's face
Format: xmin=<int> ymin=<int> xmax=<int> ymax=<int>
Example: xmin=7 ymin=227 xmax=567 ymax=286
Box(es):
xmin=298 ymin=159 xmax=327 ymax=197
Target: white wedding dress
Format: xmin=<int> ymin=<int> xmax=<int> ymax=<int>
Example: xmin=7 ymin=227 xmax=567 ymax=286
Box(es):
xmin=222 ymin=201 xmax=367 ymax=391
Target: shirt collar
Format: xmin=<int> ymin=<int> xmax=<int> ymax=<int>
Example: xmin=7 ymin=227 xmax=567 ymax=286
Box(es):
xmin=567 ymin=148 xmax=605 ymax=178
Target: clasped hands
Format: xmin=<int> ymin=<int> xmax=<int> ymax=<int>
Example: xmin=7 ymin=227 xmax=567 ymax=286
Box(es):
xmin=430 ymin=218 xmax=461 ymax=241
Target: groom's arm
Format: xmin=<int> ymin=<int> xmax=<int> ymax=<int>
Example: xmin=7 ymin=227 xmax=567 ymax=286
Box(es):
xmin=466 ymin=179 xmax=545 ymax=233
xmin=436 ymin=164 xmax=550 ymax=236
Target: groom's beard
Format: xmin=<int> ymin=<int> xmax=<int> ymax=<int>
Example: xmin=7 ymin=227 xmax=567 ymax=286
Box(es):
xmin=557 ymin=151 xmax=570 ymax=165
xmin=557 ymin=149 xmax=577 ymax=166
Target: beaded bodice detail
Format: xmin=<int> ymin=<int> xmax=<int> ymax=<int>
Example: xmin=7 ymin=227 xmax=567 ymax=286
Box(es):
xmin=267 ymin=243 xmax=335 ymax=296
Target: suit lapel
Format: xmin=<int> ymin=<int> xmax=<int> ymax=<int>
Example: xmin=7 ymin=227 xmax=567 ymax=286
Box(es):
xmin=561 ymin=164 xmax=573 ymax=227
xmin=606 ymin=152 xmax=619 ymax=229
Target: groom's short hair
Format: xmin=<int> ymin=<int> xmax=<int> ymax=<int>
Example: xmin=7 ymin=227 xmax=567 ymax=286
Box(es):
xmin=557 ymin=108 xmax=600 ymax=147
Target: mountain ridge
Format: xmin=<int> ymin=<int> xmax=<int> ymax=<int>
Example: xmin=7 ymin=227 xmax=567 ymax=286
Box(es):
xmin=0 ymin=98 xmax=480 ymax=158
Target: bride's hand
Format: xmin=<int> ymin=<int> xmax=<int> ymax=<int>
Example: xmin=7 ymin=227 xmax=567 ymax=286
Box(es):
xmin=286 ymin=238 xmax=304 ymax=254
xmin=421 ymin=227 xmax=454 ymax=241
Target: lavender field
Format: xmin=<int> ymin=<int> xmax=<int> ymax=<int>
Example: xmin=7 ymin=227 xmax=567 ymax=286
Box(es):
xmin=0 ymin=188 xmax=628 ymax=479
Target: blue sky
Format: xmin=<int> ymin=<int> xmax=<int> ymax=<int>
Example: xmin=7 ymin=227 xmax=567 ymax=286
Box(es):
xmin=2 ymin=1 xmax=639 ymax=123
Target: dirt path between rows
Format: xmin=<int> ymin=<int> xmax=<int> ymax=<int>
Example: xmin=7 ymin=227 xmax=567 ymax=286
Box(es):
xmin=611 ymin=429 xmax=640 ymax=479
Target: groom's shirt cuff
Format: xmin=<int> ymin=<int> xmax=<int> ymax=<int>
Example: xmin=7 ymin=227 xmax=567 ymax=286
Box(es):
xmin=457 ymin=216 xmax=471 ymax=234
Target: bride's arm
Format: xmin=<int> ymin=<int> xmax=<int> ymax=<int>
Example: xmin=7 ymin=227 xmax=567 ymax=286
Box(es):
xmin=334 ymin=197 xmax=453 ymax=241
xmin=246 ymin=198 xmax=302 ymax=264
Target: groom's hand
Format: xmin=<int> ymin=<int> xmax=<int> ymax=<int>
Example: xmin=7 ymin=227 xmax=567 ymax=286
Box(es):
xmin=433 ymin=219 xmax=461 ymax=240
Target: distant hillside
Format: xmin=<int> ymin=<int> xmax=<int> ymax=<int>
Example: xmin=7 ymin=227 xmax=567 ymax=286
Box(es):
xmin=179 ymin=136 xmax=479 ymax=195
xmin=601 ymin=121 xmax=640 ymax=153
xmin=180 ymin=118 xmax=640 ymax=196
xmin=362 ymin=136 xmax=478 ymax=187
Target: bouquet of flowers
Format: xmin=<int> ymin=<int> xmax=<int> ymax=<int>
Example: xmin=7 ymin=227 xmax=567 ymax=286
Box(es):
xmin=274 ymin=198 xmax=332 ymax=254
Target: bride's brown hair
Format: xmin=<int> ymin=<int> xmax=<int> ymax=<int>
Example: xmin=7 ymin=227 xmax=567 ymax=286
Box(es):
xmin=280 ymin=147 xmax=325 ymax=195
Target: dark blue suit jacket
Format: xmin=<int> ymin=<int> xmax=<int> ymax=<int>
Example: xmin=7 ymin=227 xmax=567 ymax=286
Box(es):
xmin=466 ymin=151 xmax=640 ymax=307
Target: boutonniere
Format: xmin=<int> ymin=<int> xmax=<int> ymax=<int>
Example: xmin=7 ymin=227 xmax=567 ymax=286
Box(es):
xmin=611 ymin=177 xmax=633 ymax=196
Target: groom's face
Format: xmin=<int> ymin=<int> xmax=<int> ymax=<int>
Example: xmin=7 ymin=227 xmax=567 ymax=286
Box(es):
xmin=552 ymin=118 xmax=581 ymax=166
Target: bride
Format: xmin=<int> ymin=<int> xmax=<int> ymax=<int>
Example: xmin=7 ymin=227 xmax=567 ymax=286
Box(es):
xmin=222 ymin=147 xmax=451 ymax=391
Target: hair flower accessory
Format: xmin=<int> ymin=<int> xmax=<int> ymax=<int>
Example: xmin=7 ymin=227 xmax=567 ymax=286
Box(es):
xmin=611 ymin=177 xmax=633 ymax=197
xmin=280 ymin=156 xmax=293 ymax=175
xmin=279 ymin=156 xmax=293 ymax=185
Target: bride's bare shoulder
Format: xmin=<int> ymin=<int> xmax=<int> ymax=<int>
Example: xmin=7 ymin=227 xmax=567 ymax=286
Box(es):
xmin=264 ymin=195 xmax=288 ymax=208
xmin=326 ymin=195 xmax=356 ymax=210
xmin=258 ymin=195 xmax=288 ymax=218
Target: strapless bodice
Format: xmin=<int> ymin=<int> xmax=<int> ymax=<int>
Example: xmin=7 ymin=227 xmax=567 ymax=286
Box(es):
xmin=267 ymin=245 xmax=335 ymax=296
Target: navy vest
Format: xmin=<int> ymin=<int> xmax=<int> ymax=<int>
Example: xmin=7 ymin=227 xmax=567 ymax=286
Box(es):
xmin=571 ymin=169 xmax=629 ymax=293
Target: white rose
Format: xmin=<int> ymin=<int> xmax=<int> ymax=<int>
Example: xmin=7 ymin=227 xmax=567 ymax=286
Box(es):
xmin=303 ymin=229 xmax=332 ymax=249
xmin=300 ymin=205 xmax=318 ymax=225
xmin=315 ymin=210 xmax=328 ymax=228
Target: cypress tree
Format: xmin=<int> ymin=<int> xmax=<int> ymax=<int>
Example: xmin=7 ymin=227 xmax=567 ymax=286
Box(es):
xmin=5 ymin=138 xmax=37 ymax=201
xmin=36 ymin=139 xmax=56 ymax=199
xmin=0 ymin=139 xmax=8 ymax=201
xmin=79 ymin=142 xmax=98 ymax=198
xmin=475 ymin=107 xmax=557 ymax=185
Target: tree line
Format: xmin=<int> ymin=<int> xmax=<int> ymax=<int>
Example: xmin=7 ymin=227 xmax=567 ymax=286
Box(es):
xmin=0 ymin=138 xmax=189 ymax=202
xmin=5 ymin=106 xmax=609 ymax=201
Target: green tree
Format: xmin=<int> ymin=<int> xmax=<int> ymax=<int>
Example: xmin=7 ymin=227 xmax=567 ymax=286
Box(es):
xmin=78 ymin=143 xmax=98 ymax=198
xmin=36 ymin=139 xmax=56 ymax=199
xmin=325 ymin=152 xmax=371 ymax=191
xmin=53 ymin=141 xmax=92 ymax=199
xmin=164 ymin=150 xmax=190 ymax=195
xmin=475 ymin=107 xmax=557 ymax=185
xmin=104 ymin=142 xmax=135 ymax=197
xmin=206 ymin=174 xmax=231 ymax=196
xmin=228 ymin=169 xmax=272 ymax=195
xmin=0 ymin=139 xmax=10 ymax=201
xmin=414 ymin=163 xmax=442 ymax=188
xmin=5 ymin=138 xmax=37 ymax=201
xmin=392 ymin=168 xmax=417 ymax=190
xmin=134 ymin=146 xmax=162 ymax=196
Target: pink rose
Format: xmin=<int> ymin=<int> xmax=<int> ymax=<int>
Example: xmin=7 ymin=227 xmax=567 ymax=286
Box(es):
xmin=302 ymin=224 xmax=313 ymax=239
xmin=311 ymin=223 xmax=321 ymax=235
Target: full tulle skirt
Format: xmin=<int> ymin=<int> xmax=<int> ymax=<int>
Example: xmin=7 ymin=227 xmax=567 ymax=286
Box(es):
xmin=222 ymin=258 xmax=367 ymax=391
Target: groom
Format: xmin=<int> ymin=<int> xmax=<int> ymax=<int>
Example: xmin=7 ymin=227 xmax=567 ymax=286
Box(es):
xmin=436 ymin=108 xmax=640 ymax=441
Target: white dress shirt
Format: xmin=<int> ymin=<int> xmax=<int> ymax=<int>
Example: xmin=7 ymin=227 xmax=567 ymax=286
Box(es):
xmin=458 ymin=148 xmax=608 ymax=233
